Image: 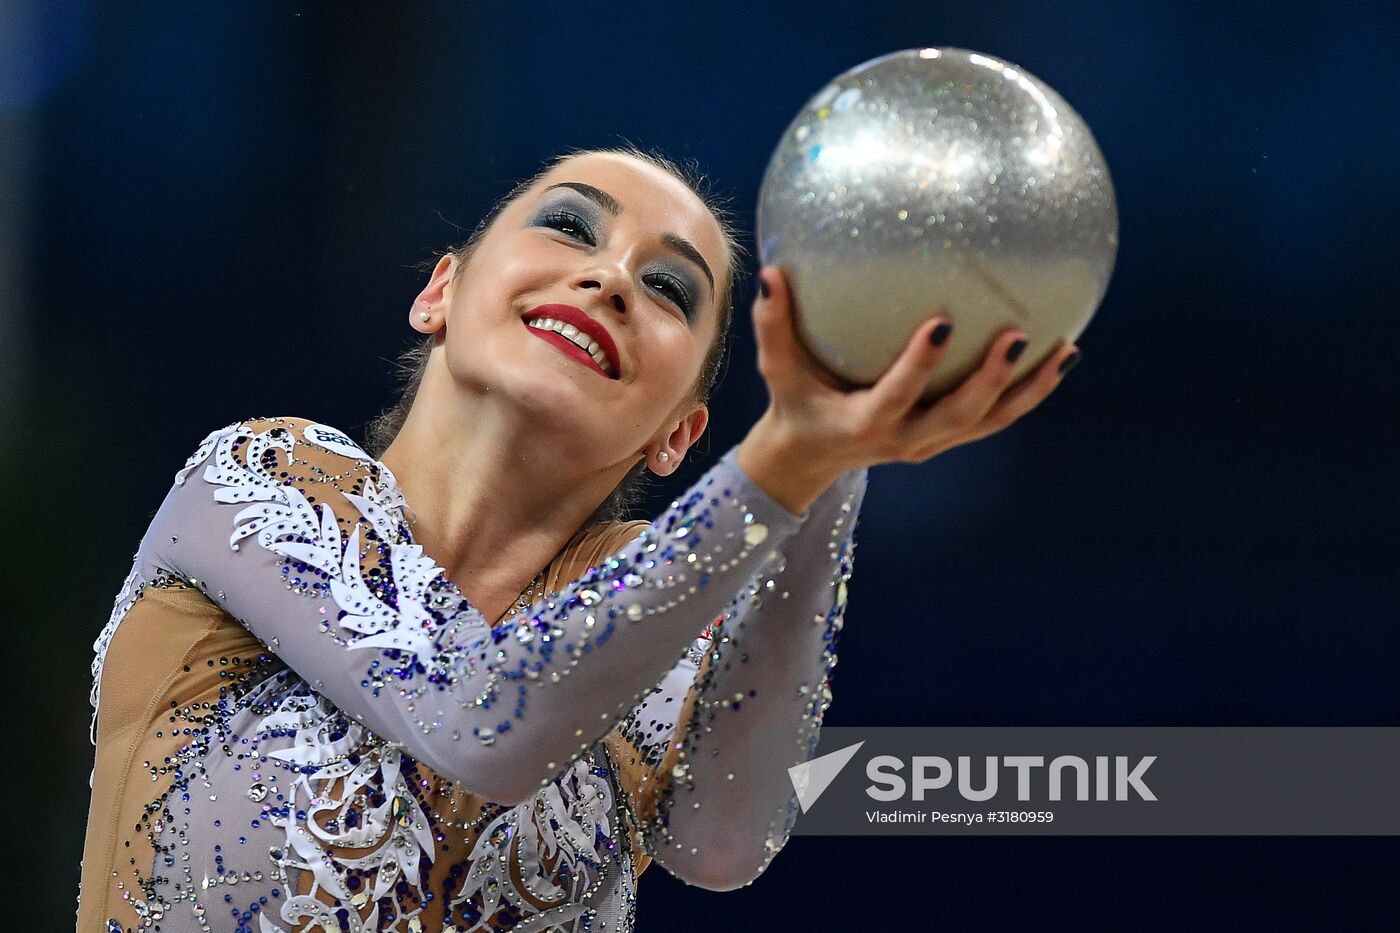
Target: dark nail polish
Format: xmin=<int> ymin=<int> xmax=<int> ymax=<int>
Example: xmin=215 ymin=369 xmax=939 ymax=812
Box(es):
xmin=759 ymin=278 xmax=771 ymax=299
xmin=1058 ymin=349 xmax=1082 ymax=375
xmin=930 ymin=322 xmax=951 ymax=347
xmin=1006 ymin=338 xmax=1028 ymax=364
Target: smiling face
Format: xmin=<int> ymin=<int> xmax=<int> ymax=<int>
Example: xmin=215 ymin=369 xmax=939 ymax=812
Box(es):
xmin=426 ymin=151 xmax=730 ymax=473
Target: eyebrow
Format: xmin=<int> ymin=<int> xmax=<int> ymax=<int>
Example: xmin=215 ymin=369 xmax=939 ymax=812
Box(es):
xmin=542 ymin=181 xmax=715 ymax=295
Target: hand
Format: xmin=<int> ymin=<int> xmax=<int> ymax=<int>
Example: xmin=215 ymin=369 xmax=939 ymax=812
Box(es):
xmin=736 ymin=266 xmax=1081 ymax=514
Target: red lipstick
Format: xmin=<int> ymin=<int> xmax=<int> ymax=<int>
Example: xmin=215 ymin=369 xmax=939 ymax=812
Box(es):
xmin=522 ymin=304 xmax=621 ymax=379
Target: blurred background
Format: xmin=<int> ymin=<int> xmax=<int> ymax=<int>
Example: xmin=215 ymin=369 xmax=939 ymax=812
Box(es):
xmin=4 ymin=0 xmax=1397 ymax=928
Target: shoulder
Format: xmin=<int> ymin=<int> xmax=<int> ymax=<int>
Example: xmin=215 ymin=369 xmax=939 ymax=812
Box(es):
xmin=234 ymin=416 xmax=375 ymax=462
xmin=174 ymin=416 xmax=382 ymax=485
xmin=598 ymin=519 xmax=651 ymax=552
xmin=168 ymin=416 xmax=409 ymax=539
xmin=550 ymin=519 xmax=652 ymax=591
xmin=196 ymin=416 xmax=374 ymax=461
xmin=583 ymin=519 xmax=652 ymax=563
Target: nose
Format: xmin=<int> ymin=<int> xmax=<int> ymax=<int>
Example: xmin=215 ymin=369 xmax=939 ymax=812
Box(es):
xmin=577 ymin=278 xmax=628 ymax=314
xmin=576 ymin=262 xmax=630 ymax=315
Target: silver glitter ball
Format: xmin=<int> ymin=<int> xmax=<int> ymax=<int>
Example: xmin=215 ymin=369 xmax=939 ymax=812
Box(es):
xmin=758 ymin=48 xmax=1118 ymax=397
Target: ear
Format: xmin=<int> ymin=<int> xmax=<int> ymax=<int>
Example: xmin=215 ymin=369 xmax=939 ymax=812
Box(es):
xmin=411 ymin=254 xmax=457 ymax=333
xmin=650 ymin=403 xmax=709 ymax=475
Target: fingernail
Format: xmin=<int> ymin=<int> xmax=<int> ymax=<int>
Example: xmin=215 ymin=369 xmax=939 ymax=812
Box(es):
xmin=929 ymin=322 xmax=951 ymax=347
xmin=759 ymin=276 xmax=771 ymax=300
xmin=1006 ymin=338 xmax=1028 ymax=364
xmin=1058 ymin=349 xmax=1081 ymax=375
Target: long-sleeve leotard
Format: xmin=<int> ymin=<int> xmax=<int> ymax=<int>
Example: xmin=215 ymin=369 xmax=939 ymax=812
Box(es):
xmin=607 ymin=463 xmax=867 ymax=888
xmin=125 ymin=415 xmax=866 ymax=890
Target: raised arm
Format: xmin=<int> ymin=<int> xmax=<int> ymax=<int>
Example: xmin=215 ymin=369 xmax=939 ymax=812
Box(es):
xmin=604 ymin=246 xmax=1077 ymax=887
xmin=609 ymin=461 xmax=868 ymax=890
xmin=136 ymin=415 xmax=810 ymax=805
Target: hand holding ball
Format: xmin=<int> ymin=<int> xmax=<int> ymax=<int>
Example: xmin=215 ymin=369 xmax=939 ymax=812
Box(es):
xmin=757 ymin=48 xmax=1118 ymax=399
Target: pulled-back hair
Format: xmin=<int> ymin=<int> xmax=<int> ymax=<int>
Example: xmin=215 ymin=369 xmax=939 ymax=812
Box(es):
xmin=364 ymin=144 xmax=746 ymax=526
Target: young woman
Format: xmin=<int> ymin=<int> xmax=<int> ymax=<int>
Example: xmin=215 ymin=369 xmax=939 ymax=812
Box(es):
xmin=80 ymin=146 xmax=1078 ymax=932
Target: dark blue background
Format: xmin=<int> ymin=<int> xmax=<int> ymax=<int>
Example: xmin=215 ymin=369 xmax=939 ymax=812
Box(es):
xmin=5 ymin=1 xmax=1397 ymax=928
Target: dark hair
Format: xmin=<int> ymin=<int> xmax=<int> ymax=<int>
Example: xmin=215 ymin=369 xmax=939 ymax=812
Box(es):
xmin=364 ymin=144 xmax=746 ymax=527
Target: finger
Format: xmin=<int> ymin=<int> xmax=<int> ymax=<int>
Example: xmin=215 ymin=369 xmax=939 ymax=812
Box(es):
xmin=967 ymin=343 xmax=1080 ymax=442
xmin=863 ymin=313 xmax=953 ymax=419
xmin=752 ymin=266 xmax=845 ymax=394
xmin=920 ymin=327 xmax=1029 ymax=433
xmin=750 ymin=266 xmax=800 ymax=391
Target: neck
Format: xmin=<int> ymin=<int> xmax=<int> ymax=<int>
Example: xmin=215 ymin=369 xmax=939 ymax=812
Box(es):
xmin=379 ymin=362 xmax=634 ymax=624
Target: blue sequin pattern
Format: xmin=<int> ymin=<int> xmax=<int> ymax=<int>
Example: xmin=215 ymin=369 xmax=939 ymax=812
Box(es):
xmin=81 ymin=416 xmax=867 ymax=931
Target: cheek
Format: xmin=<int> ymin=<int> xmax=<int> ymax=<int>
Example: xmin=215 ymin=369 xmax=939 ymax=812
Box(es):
xmin=448 ymin=251 xmax=558 ymax=349
xmin=635 ymin=321 xmax=706 ymax=394
xmin=463 ymin=237 xmax=569 ymax=303
xmin=497 ymin=238 xmax=559 ymax=281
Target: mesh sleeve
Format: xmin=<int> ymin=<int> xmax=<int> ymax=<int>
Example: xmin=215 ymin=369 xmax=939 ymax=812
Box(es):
xmin=608 ymin=461 xmax=868 ymax=890
xmin=139 ymin=415 xmax=809 ymax=806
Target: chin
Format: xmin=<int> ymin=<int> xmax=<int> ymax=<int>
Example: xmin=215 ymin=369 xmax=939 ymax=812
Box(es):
xmin=497 ymin=364 xmax=603 ymax=424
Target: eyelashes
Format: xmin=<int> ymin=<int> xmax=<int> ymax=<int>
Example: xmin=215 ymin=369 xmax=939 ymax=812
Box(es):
xmin=643 ymin=272 xmax=693 ymax=317
xmin=538 ymin=209 xmax=596 ymax=246
xmin=535 ymin=209 xmax=695 ymax=318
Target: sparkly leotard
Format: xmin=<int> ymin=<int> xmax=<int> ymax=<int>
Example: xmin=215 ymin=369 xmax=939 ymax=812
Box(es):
xmin=79 ymin=415 xmax=867 ymax=932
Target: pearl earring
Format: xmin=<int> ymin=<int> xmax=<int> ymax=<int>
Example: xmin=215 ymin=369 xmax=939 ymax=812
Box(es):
xmin=419 ymin=311 xmax=430 ymax=322
xmin=658 ymin=451 xmax=670 ymax=463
